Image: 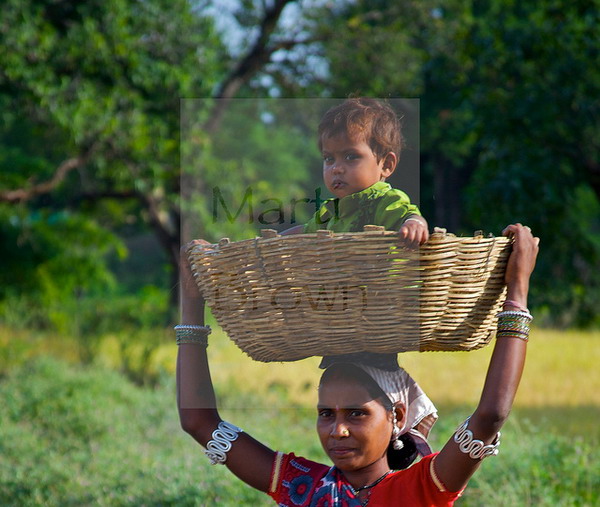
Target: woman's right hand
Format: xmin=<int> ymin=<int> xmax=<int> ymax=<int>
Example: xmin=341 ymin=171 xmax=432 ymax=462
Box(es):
xmin=180 ymin=239 xmax=210 ymax=302
xmin=177 ymin=239 xmax=276 ymax=494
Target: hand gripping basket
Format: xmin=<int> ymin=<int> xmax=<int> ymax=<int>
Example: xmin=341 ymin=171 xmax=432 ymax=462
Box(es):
xmin=187 ymin=226 xmax=512 ymax=362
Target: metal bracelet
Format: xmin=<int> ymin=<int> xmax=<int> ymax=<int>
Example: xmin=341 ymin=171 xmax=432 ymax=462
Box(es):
xmin=496 ymin=332 xmax=529 ymax=342
xmin=497 ymin=311 xmax=531 ymax=342
xmin=453 ymin=417 xmax=501 ymax=460
xmin=174 ymin=325 xmax=211 ymax=346
xmin=497 ymin=310 xmax=533 ymax=321
xmin=204 ymin=421 xmax=243 ymax=465
xmin=174 ymin=325 xmax=212 ymax=331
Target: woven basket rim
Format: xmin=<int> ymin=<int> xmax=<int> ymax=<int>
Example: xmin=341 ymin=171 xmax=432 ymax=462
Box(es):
xmin=188 ymin=228 xmax=511 ymax=362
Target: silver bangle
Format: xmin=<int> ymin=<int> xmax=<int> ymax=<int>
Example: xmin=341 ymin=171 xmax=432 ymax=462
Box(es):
xmin=497 ymin=310 xmax=533 ymax=321
xmin=453 ymin=417 xmax=501 ymax=460
xmin=204 ymin=421 xmax=243 ymax=465
xmin=174 ymin=325 xmax=211 ymax=346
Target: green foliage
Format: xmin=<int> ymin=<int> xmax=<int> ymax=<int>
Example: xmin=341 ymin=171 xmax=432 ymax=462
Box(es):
xmin=0 ymin=0 xmax=228 ymax=316
xmin=73 ymin=287 xmax=172 ymax=383
xmin=1 ymin=0 xmax=223 ymax=145
xmin=0 ymin=203 xmax=125 ymax=330
xmin=429 ymin=414 xmax=599 ymax=506
xmin=0 ymin=357 xmax=309 ymax=506
xmin=3 ymin=288 xmax=171 ymax=385
xmin=311 ymin=0 xmax=600 ymax=327
xmin=457 ymin=0 xmax=600 ymax=326
xmin=1 ymin=0 xmax=599 ymax=329
xmin=181 ymin=98 xmax=324 ymax=242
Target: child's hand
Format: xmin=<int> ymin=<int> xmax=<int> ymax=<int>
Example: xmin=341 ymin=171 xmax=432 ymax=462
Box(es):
xmin=398 ymin=217 xmax=429 ymax=248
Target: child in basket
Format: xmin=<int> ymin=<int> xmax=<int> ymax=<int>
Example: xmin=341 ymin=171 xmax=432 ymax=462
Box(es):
xmin=283 ymin=98 xmax=429 ymax=248
xmin=282 ymin=97 xmax=430 ymax=373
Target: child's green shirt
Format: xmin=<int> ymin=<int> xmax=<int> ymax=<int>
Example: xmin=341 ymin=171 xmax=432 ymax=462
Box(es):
xmin=304 ymin=181 xmax=421 ymax=233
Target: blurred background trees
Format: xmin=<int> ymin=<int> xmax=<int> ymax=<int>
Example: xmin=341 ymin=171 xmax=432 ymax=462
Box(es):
xmin=1 ymin=0 xmax=598 ymax=331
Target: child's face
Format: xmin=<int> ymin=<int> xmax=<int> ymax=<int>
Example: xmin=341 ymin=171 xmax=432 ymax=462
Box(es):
xmin=321 ymin=133 xmax=396 ymax=199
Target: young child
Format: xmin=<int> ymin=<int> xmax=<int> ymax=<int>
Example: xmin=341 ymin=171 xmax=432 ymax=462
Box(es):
xmin=285 ymin=98 xmax=428 ymax=247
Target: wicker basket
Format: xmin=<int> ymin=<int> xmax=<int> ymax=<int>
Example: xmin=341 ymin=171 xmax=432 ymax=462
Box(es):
xmin=187 ymin=226 xmax=512 ymax=362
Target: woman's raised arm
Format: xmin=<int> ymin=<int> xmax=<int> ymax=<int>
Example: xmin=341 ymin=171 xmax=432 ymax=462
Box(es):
xmin=434 ymin=224 xmax=540 ymax=493
xmin=177 ymin=241 xmax=275 ymax=492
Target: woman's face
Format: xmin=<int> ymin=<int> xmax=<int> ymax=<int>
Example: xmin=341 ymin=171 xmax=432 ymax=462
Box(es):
xmin=317 ymin=377 xmax=393 ymax=472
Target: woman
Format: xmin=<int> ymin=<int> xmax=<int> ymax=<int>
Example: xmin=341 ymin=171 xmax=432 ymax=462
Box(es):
xmin=176 ymin=224 xmax=539 ymax=506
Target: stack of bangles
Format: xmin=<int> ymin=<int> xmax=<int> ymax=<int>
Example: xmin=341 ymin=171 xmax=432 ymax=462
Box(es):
xmin=174 ymin=324 xmax=211 ymax=347
xmin=497 ymin=300 xmax=532 ymax=342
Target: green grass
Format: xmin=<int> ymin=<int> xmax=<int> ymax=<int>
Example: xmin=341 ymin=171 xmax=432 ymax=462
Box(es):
xmin=0 ymin=356 xmax=598 ymax=506
xmin=1 ymin=326 xmax=599 ymax=505
xmin=0 ymin=357 xmax=290 ymax=506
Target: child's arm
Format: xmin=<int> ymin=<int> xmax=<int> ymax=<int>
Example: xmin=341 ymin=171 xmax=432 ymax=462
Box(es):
xmin=399 ymin=214 xmax=429 ymax=247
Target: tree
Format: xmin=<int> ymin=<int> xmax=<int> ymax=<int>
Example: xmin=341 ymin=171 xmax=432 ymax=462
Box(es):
xmin=459 ymin=0 xmax=600 ymax=325
xmin=0 ymin=0 xmax=319 ymax=319
xmin=4 ymin=0 xmax=597 ymax=327
xmin=309 ymin=0 xmax=600 ymax=325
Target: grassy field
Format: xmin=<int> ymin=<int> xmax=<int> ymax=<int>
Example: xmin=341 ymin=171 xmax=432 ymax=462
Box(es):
xmin=0 ymin=324 xmax=598 ymax=505
xmin=181 ymin=324 xmax=600 ymax=439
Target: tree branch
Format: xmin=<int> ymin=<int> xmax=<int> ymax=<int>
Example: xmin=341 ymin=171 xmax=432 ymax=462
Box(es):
xmin=77 ymin=190 xmax=139 ymax=201
xmin=269 ymin=35 xmax=325 ymax=52
xmin=77 ymin=183 xmax=181 ymax=305
xmin=0 ymin=154 xmax=90 ymax=203
xmin=204 ymin=0 xmax=297 ymax=133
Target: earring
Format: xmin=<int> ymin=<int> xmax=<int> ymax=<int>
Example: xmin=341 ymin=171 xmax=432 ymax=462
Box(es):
xmin=392 ymin=410 xmax=404 ymax=451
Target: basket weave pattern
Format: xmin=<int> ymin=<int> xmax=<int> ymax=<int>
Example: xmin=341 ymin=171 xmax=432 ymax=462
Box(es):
xmin=188 ymin=228 xmax=511 ymax=362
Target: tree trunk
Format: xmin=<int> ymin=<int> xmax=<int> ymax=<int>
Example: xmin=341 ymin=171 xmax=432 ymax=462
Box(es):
xmin=433 ymin=157 xmax=466 ymax=232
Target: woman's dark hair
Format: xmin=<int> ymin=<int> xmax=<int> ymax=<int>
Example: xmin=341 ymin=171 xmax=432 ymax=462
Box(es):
xmin=319 ymin=363 xmax=418 ymax=470
xmin=387 ymin=433 xmax=418 ymax=471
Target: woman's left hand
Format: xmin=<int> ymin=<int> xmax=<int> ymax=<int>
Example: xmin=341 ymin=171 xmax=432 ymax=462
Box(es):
xmin=434 ymin=223 xmax=539 ymax=494
xmin=502 ymin=224 xmax=539 ymax=303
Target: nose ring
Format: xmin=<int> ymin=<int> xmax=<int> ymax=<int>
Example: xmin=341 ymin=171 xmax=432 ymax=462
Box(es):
xmin=341 ymin=428 xmax=350 ymax=437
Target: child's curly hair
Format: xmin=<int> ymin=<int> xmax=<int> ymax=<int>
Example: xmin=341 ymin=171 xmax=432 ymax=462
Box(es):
xmin=318 ymin=98 xmax=404 ymax=163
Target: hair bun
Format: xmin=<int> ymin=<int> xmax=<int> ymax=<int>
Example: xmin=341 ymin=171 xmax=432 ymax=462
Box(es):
xmin=387 ymin=433 xmax=418 ymax=470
